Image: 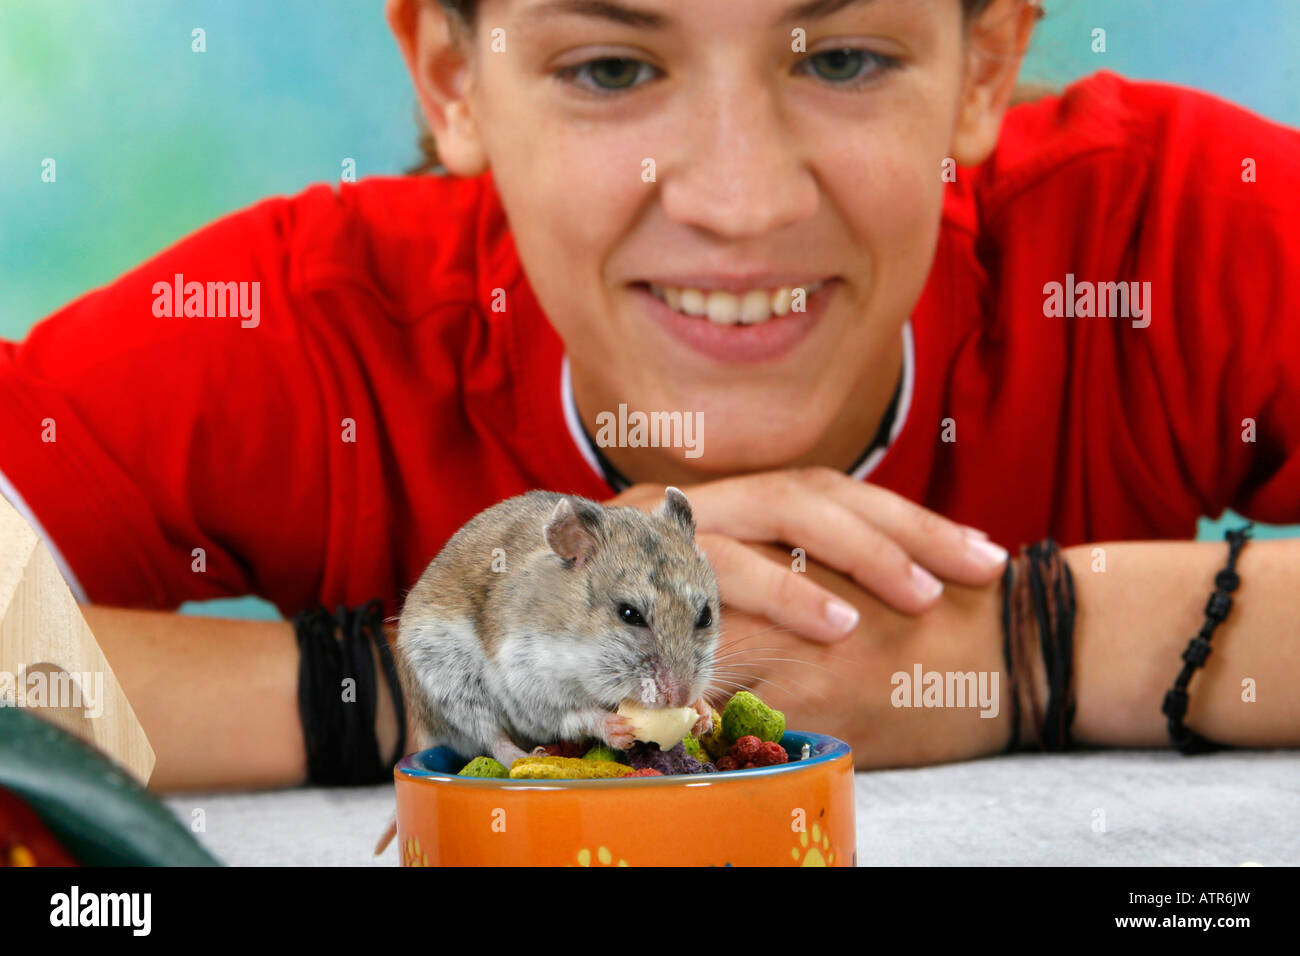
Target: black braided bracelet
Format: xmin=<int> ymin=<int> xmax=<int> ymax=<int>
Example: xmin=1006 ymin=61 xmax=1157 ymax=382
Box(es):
xmin=1000 ymin=558 xmax=1020 ymax=754
xmin=294 ymin=601 xmax=407 ymax=785
xmin=1160 ymin=522 xmax=1254 ymax=755
xmin=1029 ymin=539 xmax=1076 ymax=752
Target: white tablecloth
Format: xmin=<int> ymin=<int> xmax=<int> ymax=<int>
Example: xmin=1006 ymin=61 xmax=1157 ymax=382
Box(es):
xmin=161 ymin=749 xmax=1299 ymax=866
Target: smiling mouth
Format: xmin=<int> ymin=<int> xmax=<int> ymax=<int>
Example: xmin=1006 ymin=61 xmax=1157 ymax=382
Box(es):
xmin=637 ymin=280 xmax=828 ymax=326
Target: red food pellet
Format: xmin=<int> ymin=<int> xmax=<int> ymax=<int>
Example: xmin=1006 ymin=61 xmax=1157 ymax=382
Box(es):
xmin=716 ymin=756 xmax=738 ymax=772
xmin=729 ymin=735 xmax=761 ymax=763
xmin=542 ymin=741 xmax=587 ymax=758
xmin=757 ymin=741 xmax=788 ymax=766
xmin=742 ymin=762 xmax=758 ymax=769
xmin=626 ymin=768 xmax=663 ymax=777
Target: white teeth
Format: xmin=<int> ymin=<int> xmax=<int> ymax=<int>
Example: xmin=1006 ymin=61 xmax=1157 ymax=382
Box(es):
xmin=739 ymin=289 xmax=771 ymax=324
xmin=680 ymin=288 xmax=707 ymax=317
xmin=771 ymin=287 xmax=792 ymax=317
xmin=646 ymin=280 xmax=828 ymax=325
xmin=706 ymin=291 xmax=740 ymax=324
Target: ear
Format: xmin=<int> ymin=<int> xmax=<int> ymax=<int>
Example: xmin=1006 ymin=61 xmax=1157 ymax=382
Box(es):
xmin=545 ymin=498 xmax=602 ymax=568
xmin=385 ymin=0 xmax=488 ymax=177
xmin=658 ymin=487 xmax=695 ymax=539
xmin=950 ymin=0 xmax=1042 ymax=166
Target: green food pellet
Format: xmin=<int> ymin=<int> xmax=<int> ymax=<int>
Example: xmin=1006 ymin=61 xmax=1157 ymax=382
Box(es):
xmin=457 ymin=756 xmax=509 ymax=778
xmin=721 ymin=690 xmax=786 ymax=744
xmin=680 ymin=734 xmax=706 ymax=762
xmin=582 ymin=744 xmax=620 ymax=763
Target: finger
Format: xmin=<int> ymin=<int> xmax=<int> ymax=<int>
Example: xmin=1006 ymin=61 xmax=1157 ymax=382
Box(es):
xmin=692 ymin=477 xmax=948 ymax=613
xmin=790 ymin=468 xmax=1009 ymax=586
xmin=698 ymin=533 xmax=859 ymax=644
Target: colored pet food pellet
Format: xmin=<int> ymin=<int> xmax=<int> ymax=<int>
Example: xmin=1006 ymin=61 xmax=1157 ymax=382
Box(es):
xmin=729 ymin=735 xmax=762 ymax=764
xmin=698 ymin=709 xmax=729 ymax=760
xmin=721 ymin=691 xmax=786 ymax=744
xmin=457 ymin=757 xmax=510 ymax=778
xmin=542 ymin=741 xmax=589 ymax=758
xmin=509 ymin=756 xmax=635 ymax=780
xmin=627 ymin=741 xmax=715 ymax=775
xmin=680 ymin=734 xmax=707 ymax=763
xmin=457 ymin=690 xmax=795 ymax=781
xmin=582 ymin=743 xmax=621 ymax=763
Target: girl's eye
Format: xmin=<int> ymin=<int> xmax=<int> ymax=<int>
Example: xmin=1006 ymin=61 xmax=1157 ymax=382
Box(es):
xmin=695 ymin=605 xmax=712 ymax=629
xmin=618 ymin=603 xmax=648 ymax=627
xmin=558 ymin=57 xmax=659 ymax=95
xmin=799 ymin=48 xmax=900 ymax=88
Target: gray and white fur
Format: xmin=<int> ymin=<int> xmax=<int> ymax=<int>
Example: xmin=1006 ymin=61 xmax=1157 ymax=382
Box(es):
xmin=394 ymin=487 xmax=720 ymax=768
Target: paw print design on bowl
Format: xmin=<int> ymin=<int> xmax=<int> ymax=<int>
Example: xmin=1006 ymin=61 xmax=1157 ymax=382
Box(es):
xmin=403 ymin=835 xmax=429 ymax=867
xmin=792 ymin=821 xmax=835 ymax=866
xmin=574 ymin=845 xmax=629 ymax=866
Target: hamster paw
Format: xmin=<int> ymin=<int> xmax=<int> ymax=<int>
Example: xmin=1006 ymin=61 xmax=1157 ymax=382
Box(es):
xmin=490 ymin=736 xmax=530 ymax=769
xmin=601 ymin=712 xmax=639 ymax=750
xmin=690 ymin=698 xmax=713 ymax=736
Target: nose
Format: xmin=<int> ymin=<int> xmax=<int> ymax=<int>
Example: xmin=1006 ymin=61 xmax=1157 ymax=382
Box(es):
xmin=652 ymin=660 xmax=691 ymax=708
xmin=659 ymin=79 xmax=818 ymax=240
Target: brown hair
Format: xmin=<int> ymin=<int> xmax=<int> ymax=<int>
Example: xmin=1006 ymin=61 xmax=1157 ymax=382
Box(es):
xmin=406 ymin=0 xmax=1042 ymax=174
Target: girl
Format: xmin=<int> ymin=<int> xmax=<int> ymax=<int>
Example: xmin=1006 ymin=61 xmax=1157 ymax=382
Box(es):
xmin=1 ymin=0 xmax=1296 ymax=790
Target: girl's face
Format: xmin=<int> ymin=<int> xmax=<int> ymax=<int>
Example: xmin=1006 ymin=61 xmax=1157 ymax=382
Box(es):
xmin=401 ymin=0 xmax=1025 ymax=473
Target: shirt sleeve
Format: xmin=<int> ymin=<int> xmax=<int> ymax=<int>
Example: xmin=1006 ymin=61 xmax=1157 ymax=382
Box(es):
xmin=0 ymin=193 xmax=331 ymax=612
xmin=1122 ymin=79 xmax=1300 ymax=526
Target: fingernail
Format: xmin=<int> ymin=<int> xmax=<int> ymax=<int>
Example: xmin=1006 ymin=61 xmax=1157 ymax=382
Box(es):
xmin=824 ymin=599 xmax=860 ymax=634
xmin=959 ymin=524 xmax=990 ymax=540
xmin=910 ymin=562 xmax=944 ymax=601
xmin=966 ymin=536 xmax=1009 ymax=566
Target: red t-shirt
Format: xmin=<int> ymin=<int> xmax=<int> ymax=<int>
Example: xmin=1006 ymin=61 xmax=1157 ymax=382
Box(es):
xmin=2 ymin=71 xmax=1297 ymax=616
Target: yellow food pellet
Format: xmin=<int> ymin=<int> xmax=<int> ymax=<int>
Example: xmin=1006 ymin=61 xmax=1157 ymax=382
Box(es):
xmin=509 ymin=756 xmax=634 ymax=779
xmin=597 ymin=846 xmax=612 ymax=864
xmin=577 ymin=848 xmax=592 ymax=866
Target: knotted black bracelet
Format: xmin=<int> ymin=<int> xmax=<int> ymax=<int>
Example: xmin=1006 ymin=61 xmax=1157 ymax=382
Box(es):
xmin=294 ymin=600 xmax=407 ymax=785
xmin=1160 ymin=522 xmax=1254 ymax=755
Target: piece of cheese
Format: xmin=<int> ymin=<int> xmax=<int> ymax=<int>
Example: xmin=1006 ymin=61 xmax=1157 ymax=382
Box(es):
xmin=617 ymin=701 xmax=698 ymax=749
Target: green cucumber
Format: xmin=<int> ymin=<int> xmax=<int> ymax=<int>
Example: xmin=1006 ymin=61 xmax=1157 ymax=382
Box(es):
xmin=0 ymin=707 xmax=221 ymax=866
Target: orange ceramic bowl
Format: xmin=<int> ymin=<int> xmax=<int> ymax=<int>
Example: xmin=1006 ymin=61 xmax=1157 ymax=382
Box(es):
xmin=393 ymin=731 xmax=855 ymax=867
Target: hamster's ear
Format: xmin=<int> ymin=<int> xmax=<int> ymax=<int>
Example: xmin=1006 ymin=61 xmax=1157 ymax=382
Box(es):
xmin=545 ymin=498 xmax=602 ymax=568
xmin=658 ymin=486 xmax=695 ymax=539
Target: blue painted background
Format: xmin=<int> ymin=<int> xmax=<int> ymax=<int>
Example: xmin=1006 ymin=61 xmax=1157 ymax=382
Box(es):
xmin=2 ymin=1 xmax=1295 ymax=617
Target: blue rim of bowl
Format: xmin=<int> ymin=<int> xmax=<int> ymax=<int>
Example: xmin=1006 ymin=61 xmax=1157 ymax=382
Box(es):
xmin=396 ymin=730 xmax=851 ymax=788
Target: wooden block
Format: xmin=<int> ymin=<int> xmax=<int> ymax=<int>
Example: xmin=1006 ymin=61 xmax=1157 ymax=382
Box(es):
xmin=0 ymin=494 xmax=155 ymax=785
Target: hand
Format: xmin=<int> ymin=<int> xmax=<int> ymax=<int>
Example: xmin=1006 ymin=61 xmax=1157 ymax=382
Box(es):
xmin=707 ymin=542 xmax=1020 ymax=769
xmin=606 ymin=467 xmax=1008 ymax=643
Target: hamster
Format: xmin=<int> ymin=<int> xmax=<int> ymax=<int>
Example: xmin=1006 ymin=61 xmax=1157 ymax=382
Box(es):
xmin=394 ymin=487 xmax=721 ymax=770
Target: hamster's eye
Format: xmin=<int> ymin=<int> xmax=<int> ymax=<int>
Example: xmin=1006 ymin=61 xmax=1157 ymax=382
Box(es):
xmin=617 ymin=603 xmax=647 ymax=627
xmin=695 ymin=605 xmax=712 ymax=629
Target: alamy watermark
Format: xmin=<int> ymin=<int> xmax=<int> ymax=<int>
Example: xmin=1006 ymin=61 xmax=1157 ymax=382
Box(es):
xmin=594 ymin=404 xmax=703 ymax=459
xmin=890 ymin=664 xmax=999 ymax=718
xmin=0 ymin=668 xmax=104 ymax=718
xmin=152 ymin=272 xmax=260 ymax=328
xmin=1042 ymin=273 xmax=1151 ymax=328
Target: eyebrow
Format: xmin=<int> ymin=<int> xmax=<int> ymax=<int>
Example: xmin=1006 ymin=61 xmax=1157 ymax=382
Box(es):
xmin=780 ymin=0 xmax=878 ymax=24
xmin=519 ymin=0 xmax=878 ymax=30
xmin=519 ymin=1 xmax=669 ymax=30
